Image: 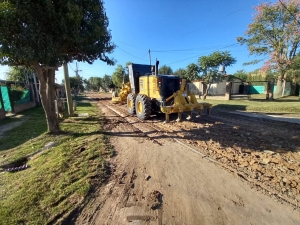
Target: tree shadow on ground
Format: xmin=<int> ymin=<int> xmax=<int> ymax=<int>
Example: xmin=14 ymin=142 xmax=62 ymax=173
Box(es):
xmin=0 ymin=107 xmax=47 ymax=151
xmin=99 ymin=109 xmax=300 ymax=154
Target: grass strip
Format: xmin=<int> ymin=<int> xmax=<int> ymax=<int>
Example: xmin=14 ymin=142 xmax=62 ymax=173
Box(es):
xmin=201 ymin=96 xmax=300 ymax=115
xmin=0 ymin=99 xmax=113 ymax=225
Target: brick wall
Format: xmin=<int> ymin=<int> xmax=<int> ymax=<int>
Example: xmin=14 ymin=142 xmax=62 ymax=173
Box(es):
xmin=0 ymin=108 xmax=5 ymax=120
xmin=13 ymin=101 xmax=36 ymax=114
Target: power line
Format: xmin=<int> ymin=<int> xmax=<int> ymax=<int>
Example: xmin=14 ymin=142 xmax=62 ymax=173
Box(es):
xmin=278 ymin=0 xmax=300 ymax=26
xmin=151 ymin=45 xmax=242 ymax=55
xmin=115 ymin=40 xmax=143 ymax=50
xmin=117 ymin=46 xmax=148 ymax=61
xmin=166 ymin=43 xmax=239 ymax=65
xmin=68 ymin=63 xmax=75 ymax=72
xmin=168 ymin=3 xmax=255 ymax=44
xmin=152 ymin=48 xmax=197 ymax=52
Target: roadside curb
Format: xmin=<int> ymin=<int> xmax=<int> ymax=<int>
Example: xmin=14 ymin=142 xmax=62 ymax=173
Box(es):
xmin=225 ymin=110 xmax=300 ymax=125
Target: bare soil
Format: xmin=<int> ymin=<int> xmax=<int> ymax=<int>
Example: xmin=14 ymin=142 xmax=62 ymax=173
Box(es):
xmin=73 ymin=93 xmax=300 ymax=225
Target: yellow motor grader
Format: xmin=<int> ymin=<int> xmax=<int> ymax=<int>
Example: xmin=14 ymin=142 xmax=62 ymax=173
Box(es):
xmin=112 ymin=61 xmax=212 ymax=122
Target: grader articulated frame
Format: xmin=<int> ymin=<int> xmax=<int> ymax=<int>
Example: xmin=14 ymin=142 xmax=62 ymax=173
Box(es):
xmin=111 ymin=62 xmax=212 ymax=122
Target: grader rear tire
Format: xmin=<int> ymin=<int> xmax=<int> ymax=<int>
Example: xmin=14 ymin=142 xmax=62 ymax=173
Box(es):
xmin=127 ymin=93 xmax=136 ymax=114
xmin=135 ymin=94 xmax=151 ymax=120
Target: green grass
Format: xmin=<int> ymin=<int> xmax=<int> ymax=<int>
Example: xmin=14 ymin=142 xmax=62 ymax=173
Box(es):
xmin=0 ymin=107 xmax=47 ymax=153
xmin=0 ymin=100 xmax=113 ymax=225
xmin=201 ymin=96 xmax=300 ymax=115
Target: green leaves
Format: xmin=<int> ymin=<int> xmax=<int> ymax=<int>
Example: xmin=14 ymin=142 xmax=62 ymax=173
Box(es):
xmin=198 ymin=51 xmax=236 ymax=83
xmin=158 ymin=65 xmax=173 ymax=75
xmin=5 ymin=66 xmax=34 ymax=82
xmin=238 ymin=0 xmax=300 ymax=75
xmin=185 ymin=63 xmax=200 ymax=81
xmin=112 ymin=65 xmax=126 ymax=88
xmin=0 ymin=0 xmax=115 ymax=67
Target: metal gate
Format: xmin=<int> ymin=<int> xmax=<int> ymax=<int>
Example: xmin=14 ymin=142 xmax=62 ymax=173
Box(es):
xmin=0 ymin=86 xmax=12 ymax=111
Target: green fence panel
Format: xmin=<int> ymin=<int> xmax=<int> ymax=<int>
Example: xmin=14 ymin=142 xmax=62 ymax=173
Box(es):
xmin=0 ymin=86 xmax=12 ymax=111
xmin=15 ymin=90 xmax=31 ymax=105
xmin=248 ymin=85 xmax=265 ymax=94
xmin=0 ymin=91 xmax=3 ymax=109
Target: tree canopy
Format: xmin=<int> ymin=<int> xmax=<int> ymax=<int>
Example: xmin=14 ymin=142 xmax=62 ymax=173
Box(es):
xmin=111 ymin=62 xmax=131 ymax=88
xmin=0 ymin=0 xmax=115 ymax=67
xmin=158 ymin=65 xmax=173 ymax=75
xmin=69 ymin=76 xmax=84 ymax=94
xmin=237 ymin=0 xmax=300 ymax=79
xmin=0 ymin=0 xmax=115 ymax=132
xmin=174 ymin=68 xmax=187 ymax=79
xmin=101 ymin=75 xmax=114 ymax=92
xmin=85 ymin=77 xmax=103 ymax=91
xmin=185 ymin=63 xmax=200 ymax=81
xmin=5 ymin=66 xmax=34 ymax=82
xmin=198 ymin=51 xmax=236 ymax=99
xmin=199 ymin=51 xmax=236 ymax=82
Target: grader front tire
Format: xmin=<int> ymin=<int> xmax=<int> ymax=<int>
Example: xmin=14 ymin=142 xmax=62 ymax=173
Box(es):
xmin=135 ymin=94 xmax=151 ymax=120
xmin=127 ymin=93 xmax=136 ymax=114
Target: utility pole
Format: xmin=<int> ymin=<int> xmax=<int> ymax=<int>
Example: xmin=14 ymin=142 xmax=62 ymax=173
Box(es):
xmin=63 ymin=62 xmax=73 ymax=116
xmin=75 ymin=62 xmax=82 ymax=94
xmin=75 ymin=62 xmax=82 ymax=77
xmin=148 ymin=49 xmax=151 ymax=65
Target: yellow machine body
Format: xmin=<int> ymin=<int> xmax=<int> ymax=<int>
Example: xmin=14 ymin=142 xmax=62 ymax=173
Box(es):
xmin=112 ymin=82 xmax=131 ymax=104
xmin=113 ymin=63 xmax=212 ymax=122
xmin=138 ymin=75 xmax=161 ymax=99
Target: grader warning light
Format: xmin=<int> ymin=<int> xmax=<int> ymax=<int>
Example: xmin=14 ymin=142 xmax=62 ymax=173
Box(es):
xmin=158 ymin=77 xmax=162 ymax=87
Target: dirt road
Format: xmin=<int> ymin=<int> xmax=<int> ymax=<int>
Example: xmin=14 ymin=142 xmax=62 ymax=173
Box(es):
xmin=73 ymin=94 xmax=300 ymax=225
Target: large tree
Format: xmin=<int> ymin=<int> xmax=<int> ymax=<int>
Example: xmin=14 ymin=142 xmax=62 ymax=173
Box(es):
xmin=101 ymin=75 xmax=114 ymax=92
xmin=69 ymin=76 xmax=84 ymax=94
xmin=174 ymin=68 xmax=187 ymax=78
xmin=0 ymin=0 xmax=115 ymax=133
xmin=237 ymin=0 xmax=300 ymax=97
xmin=86 ymin=77 xmax=103 ymax=91
xmin=5 ymin=66 xmax=34 ymax=82
xmin=233 ymin=70 xmax=247 ymax=81
xmin=198 ymin=51 xmax=236 ymax=99
xmin=111 ymin=62 xmax=131 ymax=88
xmin=158 ymin=65 xmax=173 ymax=75
xmin=185 ymin=63 xmax=200 ymax=81
xmin=286 ymin=53 xmax=300 ymax=84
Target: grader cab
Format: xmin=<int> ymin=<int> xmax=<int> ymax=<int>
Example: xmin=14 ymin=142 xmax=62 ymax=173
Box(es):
xmin=112 ymin=61 xmax=212 ymax=122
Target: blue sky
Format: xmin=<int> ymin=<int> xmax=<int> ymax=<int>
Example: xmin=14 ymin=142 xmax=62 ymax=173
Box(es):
xmin=0 ymin=0 xmax=276 ymax=83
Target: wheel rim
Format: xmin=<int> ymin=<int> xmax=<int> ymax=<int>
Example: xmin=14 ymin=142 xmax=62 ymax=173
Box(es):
xmin=137 ymin=101 xmax=143 ymax=114
xmin=128 ymin=99 xmax=132 ymax=109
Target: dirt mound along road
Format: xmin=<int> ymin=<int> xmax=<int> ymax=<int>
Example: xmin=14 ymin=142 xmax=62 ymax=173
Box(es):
xmin=74 ymin=93 xmax=300 ymax=225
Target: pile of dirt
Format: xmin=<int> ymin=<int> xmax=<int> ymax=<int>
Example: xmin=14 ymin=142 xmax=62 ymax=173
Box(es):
xmin=167 ymin=111 xmax=300 ymax=206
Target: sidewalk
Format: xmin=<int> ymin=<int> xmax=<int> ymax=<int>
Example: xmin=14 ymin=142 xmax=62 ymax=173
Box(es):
xmin=227 ymin=110 xmax=300 ymax=125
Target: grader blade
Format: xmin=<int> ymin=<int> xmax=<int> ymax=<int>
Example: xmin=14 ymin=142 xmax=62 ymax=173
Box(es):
xmin=111 ymin=82 xmax=131 ymax=104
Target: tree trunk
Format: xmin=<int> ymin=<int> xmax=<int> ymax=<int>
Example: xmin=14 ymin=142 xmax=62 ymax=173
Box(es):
xmin=34 ymin=66 xmax=60 ymax=133
xmin=203 ymin=83 xmax=211 ymax=100
xmin=274 ymin=74 xmax=284 ymax=98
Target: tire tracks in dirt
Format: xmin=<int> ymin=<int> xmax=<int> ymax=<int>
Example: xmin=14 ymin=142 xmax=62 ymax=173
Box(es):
xmin=73 ymin=94 xmax=300 ymax=225
xmin=99 ymin=98 xmax=300 ymax=210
